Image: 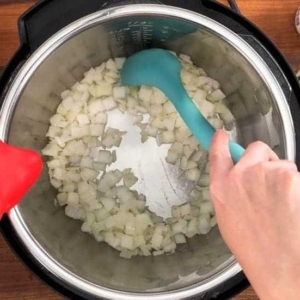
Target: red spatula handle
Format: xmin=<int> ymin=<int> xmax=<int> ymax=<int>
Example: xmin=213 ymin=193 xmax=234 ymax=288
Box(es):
xmin=0 ymin=141 xmax=43 ymax=218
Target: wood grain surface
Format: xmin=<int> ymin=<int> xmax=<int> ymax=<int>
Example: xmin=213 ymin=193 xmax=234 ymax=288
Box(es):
xmin=0 ymin=1 xmax=299 ymax=299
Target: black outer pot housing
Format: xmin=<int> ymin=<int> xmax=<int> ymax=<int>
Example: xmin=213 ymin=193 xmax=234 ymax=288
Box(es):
xmin=0 ymin=0 xmax=300 ymax=299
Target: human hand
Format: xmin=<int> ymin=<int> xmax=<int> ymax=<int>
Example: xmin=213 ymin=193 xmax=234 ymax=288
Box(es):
xmin=209 ymin=130 xmax=300 ymax=300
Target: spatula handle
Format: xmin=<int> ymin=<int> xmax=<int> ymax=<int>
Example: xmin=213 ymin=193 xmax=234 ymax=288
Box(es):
xmin=173 ymin=93 xmax=245 ymax=163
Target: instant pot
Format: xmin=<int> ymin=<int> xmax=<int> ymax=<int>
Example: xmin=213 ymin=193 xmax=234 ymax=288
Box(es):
xmin=1 ymin=0 xmax=300 ymax=299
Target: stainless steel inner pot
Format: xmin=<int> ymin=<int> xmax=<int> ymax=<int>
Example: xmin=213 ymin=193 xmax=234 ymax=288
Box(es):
xmin=0 ymin=4 xmax=295 ymax=300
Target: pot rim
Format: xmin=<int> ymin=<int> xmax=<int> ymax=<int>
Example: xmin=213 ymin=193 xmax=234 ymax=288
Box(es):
xmin=0 ymin=4 xmax=295 ymax=299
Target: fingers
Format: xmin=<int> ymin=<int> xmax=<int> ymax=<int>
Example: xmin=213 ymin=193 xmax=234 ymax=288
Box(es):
xmin=210 ymin=130 xmax=234 ymax=182
xmin=236 ymin=141 xmax=279 ymax=169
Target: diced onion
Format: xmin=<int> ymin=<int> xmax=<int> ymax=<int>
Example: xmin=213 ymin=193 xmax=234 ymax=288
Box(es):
xmin=103 ymin=97 xmax=117 ymax=111
xmin=166 ymin=151 xmax=179 ymax=165
xmin=43 ymin=54 xmax=230 ymax=258
xmin=88 ymin=99 xmax=105 ymax=114
xmin=97 ymin=150 xmax=113 ymax=164
xmin=89 ymin=124 xmax=104 ymax=137
xmin=207 ymin=89 xmax=226 ymax=102
xmin=77 ymin=114 xmax=90 ymax=125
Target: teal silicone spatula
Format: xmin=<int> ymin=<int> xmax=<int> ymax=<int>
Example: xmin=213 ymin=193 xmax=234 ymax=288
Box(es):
xmin=121 ymin=49 xmax=245 ymax=163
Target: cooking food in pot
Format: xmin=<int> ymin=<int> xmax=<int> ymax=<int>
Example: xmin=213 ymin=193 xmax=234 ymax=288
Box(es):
xmin=2 ymin=1 xmax=299 ymax=298
xmin=42 ymin=52 xmax=234 ymax=258
xmin=121 ymin=48 xmax=245 ymax=162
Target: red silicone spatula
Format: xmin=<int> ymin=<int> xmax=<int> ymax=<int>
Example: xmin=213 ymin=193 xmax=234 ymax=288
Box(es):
xmin=0 ymin=141 xmax=43 ymax=218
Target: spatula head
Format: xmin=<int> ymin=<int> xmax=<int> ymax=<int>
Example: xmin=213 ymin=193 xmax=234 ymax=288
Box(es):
xmin=121 ymin=48 xmax=186 ymax=102
xmin=0 ymin=141 xmax=43 ymax=217
xmin=121 ymin=48 xmax=245 ymax=162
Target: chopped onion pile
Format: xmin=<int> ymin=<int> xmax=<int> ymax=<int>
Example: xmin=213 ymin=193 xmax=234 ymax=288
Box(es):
xmin=43 ymin=53 xmax=234 ymax=259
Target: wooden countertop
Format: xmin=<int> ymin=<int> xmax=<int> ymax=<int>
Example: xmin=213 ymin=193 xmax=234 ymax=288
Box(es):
xmin=0 ymin=1 xmax=299 ymax=299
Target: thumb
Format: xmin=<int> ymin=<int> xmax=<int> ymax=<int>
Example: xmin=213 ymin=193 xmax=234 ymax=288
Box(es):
xmin=209 ymin=130 xmax=233 ymax=183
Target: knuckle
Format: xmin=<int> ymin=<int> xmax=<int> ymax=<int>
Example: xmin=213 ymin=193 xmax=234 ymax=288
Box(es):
xmin=278 ymin=168 xmax=295 ymax=184
xmin=247 ymin=141 xmax=269 ymax=152
xmin=252 ymin=162 xmax=267 ymax=175
xmin=254 ymin=161 xmax=269 ymax=171
xmin=209 ymin=150 xmax=222 ymax=162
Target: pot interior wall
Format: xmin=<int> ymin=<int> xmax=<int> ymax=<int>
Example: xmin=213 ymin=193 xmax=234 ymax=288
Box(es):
xmin=6 ymin=15 xmax=284 ymax=293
